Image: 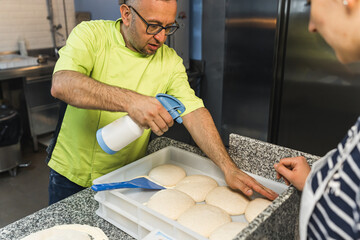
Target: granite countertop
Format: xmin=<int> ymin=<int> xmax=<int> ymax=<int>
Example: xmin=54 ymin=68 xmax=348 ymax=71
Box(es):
xmin=0 ymin=135 xmax=320 ymax=240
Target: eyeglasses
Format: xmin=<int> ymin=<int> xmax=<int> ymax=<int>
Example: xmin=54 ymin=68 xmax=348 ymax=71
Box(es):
xmin=128 ymin=5 xmax=179 ymax=36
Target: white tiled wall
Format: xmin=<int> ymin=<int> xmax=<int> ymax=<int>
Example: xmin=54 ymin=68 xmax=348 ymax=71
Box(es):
xmin=0 ymin=0 xmax=76 ymax=53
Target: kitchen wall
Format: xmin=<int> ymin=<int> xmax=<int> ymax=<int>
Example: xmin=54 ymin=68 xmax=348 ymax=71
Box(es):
xmin=0 ymin=0 xmax=76 ymax=53
xmin=74 ymin=0 xmax=120 ymax=21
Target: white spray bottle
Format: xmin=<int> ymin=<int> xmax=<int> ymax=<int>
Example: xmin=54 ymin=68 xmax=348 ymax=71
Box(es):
xmin=96 ymin=93 xmax=186 ymax=154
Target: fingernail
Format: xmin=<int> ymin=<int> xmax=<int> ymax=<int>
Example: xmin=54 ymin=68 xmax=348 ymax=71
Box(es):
xmin=246 ymin=189 xmax=253 ymax=195
xmin=274 ymin=163 xmax=278 ymax=168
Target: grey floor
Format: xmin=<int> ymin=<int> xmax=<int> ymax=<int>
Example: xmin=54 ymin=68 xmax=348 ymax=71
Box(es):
xmin=0 ymin=140 xmax=49 ymax=229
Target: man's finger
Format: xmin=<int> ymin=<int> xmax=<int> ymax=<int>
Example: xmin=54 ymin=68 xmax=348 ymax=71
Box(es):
xmin=250 ymin=182 xmax=278 ymax=200
xmin=242 ymin=177 xmax=278 ymax=200
xmin=159 ymin=111 xmax=174 ymax=128
xmin=148 ymin=121 xmax=164 ymax=136
xmin=231 ymin=179 xmax=254 ymax=197
xmin=153 ymin=116 xmax=169 ymax=133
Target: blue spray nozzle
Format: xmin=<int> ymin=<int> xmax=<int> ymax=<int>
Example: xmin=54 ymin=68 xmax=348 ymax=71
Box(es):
xmin=156 ymin=93 xmax=186 ymax=124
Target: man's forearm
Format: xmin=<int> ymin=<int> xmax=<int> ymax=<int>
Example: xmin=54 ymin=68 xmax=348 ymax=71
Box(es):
xmin=51 ymin=70 xmax=135 ymax=112
xmin=182 ymin=107 xmax=238 ymax=173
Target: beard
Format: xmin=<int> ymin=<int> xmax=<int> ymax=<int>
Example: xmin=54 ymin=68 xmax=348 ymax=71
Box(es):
xmin=127 ymin=17 xmax=161 ymax=56
xmin=126 ymin=19 xmax=157 ymax=56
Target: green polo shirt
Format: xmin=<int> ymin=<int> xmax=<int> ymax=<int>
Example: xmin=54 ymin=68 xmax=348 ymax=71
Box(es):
xmin=49 ymin=19 xmax=204 ymax=187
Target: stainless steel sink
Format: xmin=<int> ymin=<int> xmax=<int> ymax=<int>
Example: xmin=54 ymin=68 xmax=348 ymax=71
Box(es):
xmin=0 ymin=54 xmax=38 ymax=70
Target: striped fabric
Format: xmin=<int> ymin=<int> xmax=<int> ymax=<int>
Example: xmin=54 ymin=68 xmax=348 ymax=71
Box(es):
xmin=307 ymin=117 xmax=360 ymax=239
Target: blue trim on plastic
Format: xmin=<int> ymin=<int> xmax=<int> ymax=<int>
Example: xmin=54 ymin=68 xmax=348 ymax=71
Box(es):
xmin=91 ymin=177 xmax=166 ymax=191
xmin=96 ymin=128 xmax=116 ymax=155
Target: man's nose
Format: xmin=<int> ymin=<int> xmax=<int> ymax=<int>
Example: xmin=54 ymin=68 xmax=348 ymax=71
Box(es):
xmin=154 ymin=29 xmax=167 ymax=43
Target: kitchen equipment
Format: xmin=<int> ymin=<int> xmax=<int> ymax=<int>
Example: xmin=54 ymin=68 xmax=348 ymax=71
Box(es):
xmin=0 ymin=54 xmax=38 ymax=69
xmin=202 ymin=0 xmax=360 ymax=156
xmin=0 ymin=104 xmax=22 ymax=176
xmin=93 ymin=146 xmax=288 ymax=240
xmin=91 ymin=176 xmax=166 ymax=191
xmin=37 ymin=54 xmax=49 ymax=64
xmin=96 ymin=94 xmax=186 ymax=154
xmin=23 ymin=75 xmax=60 ymax=151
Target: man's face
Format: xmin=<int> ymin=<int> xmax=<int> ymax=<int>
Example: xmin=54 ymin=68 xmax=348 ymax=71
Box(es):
xmin=307 ymin=0 xmax=359 ymax=63
xmin=123 ymin=0 xmax=177 ymax=56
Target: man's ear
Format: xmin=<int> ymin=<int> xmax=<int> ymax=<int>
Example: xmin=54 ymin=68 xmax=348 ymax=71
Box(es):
xmin=120 ymin=4 xmax=131 ymax=26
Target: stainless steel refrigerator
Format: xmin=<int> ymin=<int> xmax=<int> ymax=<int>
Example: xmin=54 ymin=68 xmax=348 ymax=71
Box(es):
xmin=202 ymin=0 xmax=360 ymax=156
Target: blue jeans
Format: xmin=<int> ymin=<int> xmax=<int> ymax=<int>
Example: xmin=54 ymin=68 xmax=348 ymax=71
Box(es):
xmin=48 ymin=169 xmax=85 ymax=205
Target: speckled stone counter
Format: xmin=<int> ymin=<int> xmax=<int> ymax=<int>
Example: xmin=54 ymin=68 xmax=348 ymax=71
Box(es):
xmin=0 ymin=188 xmax=134 ymax=240
xmin=0 ymin=134 xmax=320 ymax=240
xmin=147 ymin=134 xmax=320 ymax=240
xmin=227 ymin=134 xmax=319 ymax=240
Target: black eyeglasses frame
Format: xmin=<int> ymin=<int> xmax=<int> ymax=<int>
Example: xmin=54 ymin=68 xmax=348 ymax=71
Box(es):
xmin=127 ymin=5 xmax=180 ymax=36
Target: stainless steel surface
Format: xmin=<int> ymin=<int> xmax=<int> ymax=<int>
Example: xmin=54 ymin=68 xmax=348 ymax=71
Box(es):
xmin=0 ymin=55 xmax=38 ymax=70
xmin=202 ymin=0 xmax=278 ymax=143
xmin=201 ymin=0 xmax=226 ymax=131
xmin=23 ymin=75 xmax=59 ymax=151
xmin=202 ymin=0 xmax=360 ymax=155
xmin=271 ymin=0 xmax=360 ymax=155
xmin=222 ymin=0 xmax=279 ymax=142
xmin=0 ymin=60 xmax=55 ymax=81
xmin=0 ymin=142 xmax=21 ymax=174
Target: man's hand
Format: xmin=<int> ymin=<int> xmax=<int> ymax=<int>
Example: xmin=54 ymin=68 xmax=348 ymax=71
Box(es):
xmin=183 ymin=108 xmax=278 ymax=201
xmin=274 ymin=156 xmax=311 ymax=191
xmin=224 ymin=166 xmax=279 ymax=200
xmin=126 ymin=92 xmax=173 ymax=136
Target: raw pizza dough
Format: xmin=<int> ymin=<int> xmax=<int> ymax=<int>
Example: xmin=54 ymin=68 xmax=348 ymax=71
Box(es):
xmin=205 ymin=186 xmax=250 ymax=215
xmin=245 ymin=198 xmax=272 ymax=222
xmin=209 ymin=222 xmax=249 ymax=240
xmin=177 ymin=204 xmax=231 ymax=237
xmin=148 ymin=164 xmax=186 ymax=187
xmin=146 ymin=189 xmax=195 ymax=220
xmin=20 ymin=224 xmax=108 ymax=240
xmin=175 ymin=175 xmax=218 ymax=202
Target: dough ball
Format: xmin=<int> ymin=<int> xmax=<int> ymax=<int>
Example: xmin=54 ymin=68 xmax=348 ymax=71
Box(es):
xmin=209 ymin=222 xmax=249 ymax=240
xmin=21 ymin=224 xmax=108 ymax=240
xmin=147 ymin=189 xmax=195 ymax=220
xmin=177 ymin=204 xmax=231 ymax=237
xmin=175 ymin=175 xmax=218 ymax=202
xmin=148 ymin=164 xmax=186 ymax=187
xmin=205 ymin=186 xmax=250 ymax=215
xmin=245 ymin=198 xmax=272 ymax=222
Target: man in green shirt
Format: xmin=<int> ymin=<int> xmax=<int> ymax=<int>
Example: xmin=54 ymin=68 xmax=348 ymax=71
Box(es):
xmin=47 ymin=0 xmax=278 ymax=204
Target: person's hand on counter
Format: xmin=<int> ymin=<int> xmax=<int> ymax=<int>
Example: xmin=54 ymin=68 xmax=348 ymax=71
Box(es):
xmin=224 ymin=165 xmax=279 ymax=200
xmin=274 ymin=156 xmax=311 ymax=191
